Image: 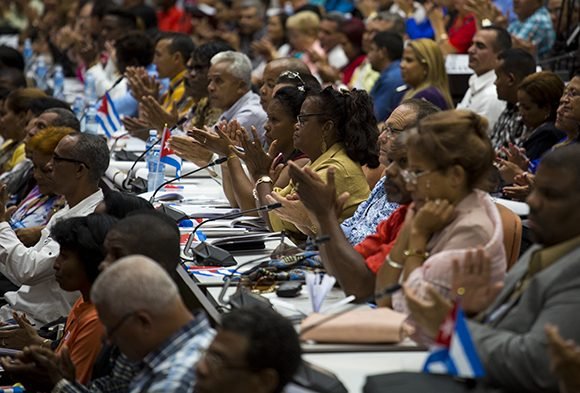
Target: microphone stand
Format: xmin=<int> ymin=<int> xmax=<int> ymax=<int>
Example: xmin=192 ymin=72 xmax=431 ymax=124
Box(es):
xmin=149 ymin=156 xmax=227 ymax=203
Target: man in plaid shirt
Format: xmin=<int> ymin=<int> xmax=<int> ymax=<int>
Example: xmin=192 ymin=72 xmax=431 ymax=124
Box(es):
xmin=508 ymin=0 xmax=556 ymax=59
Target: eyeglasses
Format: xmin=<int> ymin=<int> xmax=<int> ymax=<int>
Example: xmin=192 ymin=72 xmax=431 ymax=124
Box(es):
xmin=106 ymin=312 xmax=136 ymax=340
xmin=562 ymin=88 xmax=579 ymax=99
xmin=380 ymin=124 xmax=405 ymax=140
xmin=400 ymin=168 xmax=434 ymax=184
xmin=200 ymin=348 xmax=249 ymax=372
xmin=52 ymin=153 xmax=89 ymax=168
xmin=296 ymin=113 xmax=327 ymax=126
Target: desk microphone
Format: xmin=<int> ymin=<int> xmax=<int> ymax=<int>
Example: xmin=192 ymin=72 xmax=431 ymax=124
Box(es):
xmin=122 ymin=116 xmax=188 ymax=190
xmin=149 ymin=156 xmax=227 ymax=203
xmin=184 ymin=203 xmax=282 ymax=260
xmin=79 ymin=75 xmax=125 ymax=122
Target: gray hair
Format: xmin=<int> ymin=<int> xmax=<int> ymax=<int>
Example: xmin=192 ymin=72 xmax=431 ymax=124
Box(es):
xmin=68 ymin=133 xmax=109 ymax=182
xmin=374 ymin=11 xmax=405 ymax=37
xmin=91 ymin=255 xmax=179 ymax=319
xmin=210 ymin=51 xmax=252 ymax=88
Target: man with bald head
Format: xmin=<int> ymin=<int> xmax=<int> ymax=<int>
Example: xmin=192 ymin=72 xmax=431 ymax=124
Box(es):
xmin=259 ymin=57 xmax=311 ymax=110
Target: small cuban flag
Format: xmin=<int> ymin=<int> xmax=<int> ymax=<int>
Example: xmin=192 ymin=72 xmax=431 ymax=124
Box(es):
xmin=422 ymin=302 xmax=485 ymax=378
xmin=96 ymin=92 xmax=122 ymax=138
xmin=159 ymin=125 xmax=182 ymax=177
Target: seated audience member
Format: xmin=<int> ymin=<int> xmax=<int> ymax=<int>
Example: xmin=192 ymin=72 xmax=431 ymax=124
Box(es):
xmin=286 ymin=11 xmax=325 ymax=76
xmin=0 ymin=88 xmax=47 ymax=173
xmin=0 ymin=215 xmax=117 ymax=385
xmin=371 ymin=144 xmax=580 ymax=392
xmin=10 ymin=127 xmax=75 ymax=246
xmin=259 ymin=58 xmax=311 ymax=111
xmin=237 ymin=0 xmax=267 ymax=67
xmin=195 ymin=307 xmax=302 ymax=393
xmin=288 ymin=126 xmax=411 ymax=298
xmin=497 ymin=71 xmax=565 ymax=183
xmin=350 ymin=11 xmax=405 ymax=91
xmin=195 ymin=85 xmax=311 ymax=211
xmin=490 ymin=48 xmax=536 ymax=150
xmin=156 ymin=0 xmax=190 ymax=33
xmin=0 ymin=211 xmax=190 ymax=393
xmin=341 ymin=99 xmax=440 ymax=246
xmin=457 ymin=26 xmax=512 ymax=130
xmin=84 ymin=8 xmax=138 ymax=98
xmin=375 ymin=110 xmax=506 ymax=313
xmin=170 ymin=55 xmax=308 ymax=168
xmin=508 ymin=0 xmax=555 ymax=59
xmin=317 ymin=13 xmax=348 ymax=71
xmin=91 ymin=255 xmax=214 ymax=392
xmin=426 ymin=0 xmax=477 ymax=55
xmin=264 ymin=87 xmax=379 ymax=239
xmin=250 ymin=9 xmax=292 ymax=82
xmin=0 ymin=134 xmax=108 ymax=325
xmin=8 ymin=108 xmax=81 ymax=206
xmin=205 ymin=51 xmax=267 ymax=143
xmin=0 ymin=67 xmax=26 ymax=91
xmin=400 ymin=39 xmax=453 ymax=110
xmin=110 ymin=31 xmax=155 ymax=118
xmin=335 ymin=18 xmax=367 ymax=86
xmin=368 ymin=31 xmax=405 ymax=122
xmin=124 ymin=33 xmax=195 ymax=138
xmin=94 ymin=190 xmax=154 ymax=218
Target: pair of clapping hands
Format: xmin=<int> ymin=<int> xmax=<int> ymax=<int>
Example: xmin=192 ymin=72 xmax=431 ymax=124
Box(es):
xmin=495 ymin=144 xmax=535 ymax=201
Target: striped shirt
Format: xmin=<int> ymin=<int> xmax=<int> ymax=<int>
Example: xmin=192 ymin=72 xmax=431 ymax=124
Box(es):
xmin=161 ymin=70 xmax=194 ymax=119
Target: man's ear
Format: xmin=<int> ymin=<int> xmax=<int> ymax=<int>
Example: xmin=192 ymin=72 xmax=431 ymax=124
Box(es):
xmin=254 ymin=368 xmax=279 ymax=393
xmin=507 ymin=72 xmax=517 ymax=86
xmin=135 ymin=310 xmax=155 ymax=332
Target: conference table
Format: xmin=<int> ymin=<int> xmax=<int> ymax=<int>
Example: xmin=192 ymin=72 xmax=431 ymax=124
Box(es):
xmin=104 ymin=142 xmax=431 ymax=392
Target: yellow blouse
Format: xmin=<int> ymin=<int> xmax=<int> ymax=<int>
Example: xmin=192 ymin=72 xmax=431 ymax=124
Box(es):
xmin=269 ymin=143 xmax=370 ymax=236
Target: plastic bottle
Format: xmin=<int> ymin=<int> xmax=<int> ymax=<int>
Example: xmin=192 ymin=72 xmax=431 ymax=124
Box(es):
xmin=84 ymin=105 xmax=99 ymax=135
xmin=72 ymin=96 xmax=85 ymax=120
xmin=34 ymin=56 xmax=48 ymax=91
xmin=147 ymin=143 xmax=166 ymax=192
xmin=23 ymin=38 xmax=34 ymax=74
xmin=53 ymin=64 xmax=65 ymax=100
xmin=84 ymin=73 xmax=97 ymax=106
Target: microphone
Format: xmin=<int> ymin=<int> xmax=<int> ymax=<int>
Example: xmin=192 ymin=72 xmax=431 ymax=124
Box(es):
xmin=149 ymin=156 xmax=227 ymax=203
xmin=183 ymin=202 xmax=282 ymax=259
xmin=79 ymin=75 xmax=125 ymax=122
xmin=121 ymin=117 xmax=188 ymax=191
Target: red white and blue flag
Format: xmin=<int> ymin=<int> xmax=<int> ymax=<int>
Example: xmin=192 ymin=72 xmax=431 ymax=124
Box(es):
xmin=159 ymin=125 xmax=182 ymax=176
xmin=96 ymin=93 xmax=122 ymax=138
xmin=422 ymin=302 xmax=485 ymax=378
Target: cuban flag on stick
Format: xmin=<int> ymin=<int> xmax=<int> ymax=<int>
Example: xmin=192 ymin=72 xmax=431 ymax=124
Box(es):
xmin=422 ymin=302 xmax=485 ymax=378
xmin=96 ymin=93 xmax=122 ymax=138
xmin=159 ymin=125 xmax=182 ymax=177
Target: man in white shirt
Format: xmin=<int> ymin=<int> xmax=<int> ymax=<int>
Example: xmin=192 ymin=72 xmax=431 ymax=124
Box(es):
xmin=0 ymin=133 xmax=109 ymax=325
xmin=319 ymin=13 xmax=349 ymax=70
xmin=457 ymin=26 xmax=512 ymax=130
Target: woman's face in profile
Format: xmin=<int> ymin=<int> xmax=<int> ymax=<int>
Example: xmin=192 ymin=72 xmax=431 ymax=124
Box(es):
xmin=400 ymin=46 xmax=426 ymax=88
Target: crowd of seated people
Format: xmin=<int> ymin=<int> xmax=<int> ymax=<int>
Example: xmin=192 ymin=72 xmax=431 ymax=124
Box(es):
xmin=0 ymin=0 xmax=579 ymax=392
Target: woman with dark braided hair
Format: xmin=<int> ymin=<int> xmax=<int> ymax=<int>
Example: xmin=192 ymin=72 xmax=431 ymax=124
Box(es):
xmin=265 ymin=86 xmax=379 ymax=239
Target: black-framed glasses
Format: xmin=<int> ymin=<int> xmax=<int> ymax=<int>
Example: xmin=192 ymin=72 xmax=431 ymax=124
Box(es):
xmin=296 ymin=113 xmax=327 ymax=126
xmin=52 ymin=153 xmax=90 ymax=168
xmin=106 ymin=312 xmax=136 ymax=340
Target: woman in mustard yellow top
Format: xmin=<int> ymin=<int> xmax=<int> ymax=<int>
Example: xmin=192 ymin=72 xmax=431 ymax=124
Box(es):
xmin=264 ymin=86 xmax=380 ymax=239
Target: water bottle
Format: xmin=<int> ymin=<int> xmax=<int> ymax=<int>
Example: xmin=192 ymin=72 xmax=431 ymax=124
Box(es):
xmin=34 ymin=56 xmax=48 ymax=91
xmin=23 ymin=38 xmax=34 ymax=74
xmin=72 ymin=96 xmax=85 ymax=120
xmin=84 ymin=105 xmax=99 ymax=134
xmin=147 ymin=144 xmax=166 ymax=192
xmin=145 ymin=130 xmax=158 ymax=162
xmin=84 ymin=73 xmax=97 ymax=106
xmin=53 ymin=64 xmax=65 ymax=100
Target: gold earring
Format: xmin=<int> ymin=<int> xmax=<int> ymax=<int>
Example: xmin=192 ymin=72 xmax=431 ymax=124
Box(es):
xmin=321 ymin=138 xmax=327 ymax=153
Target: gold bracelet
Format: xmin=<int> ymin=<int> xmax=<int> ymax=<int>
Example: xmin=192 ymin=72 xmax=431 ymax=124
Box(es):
xmin=387 ymin=254 xmax=404 ymax=269
xmin=403 ymin=249 xmax=430 ymax=259
xmin=255 ymin=175 xmax=273 ymax=188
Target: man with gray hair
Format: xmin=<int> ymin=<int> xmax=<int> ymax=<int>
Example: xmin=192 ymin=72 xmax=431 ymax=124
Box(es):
xmin=91 ymin=255 xmax=214 ymax=393
xmin=207 ymin=51 xmax=267 ymax=143
xmin=0 ymin=133 xmax=108 ymax=325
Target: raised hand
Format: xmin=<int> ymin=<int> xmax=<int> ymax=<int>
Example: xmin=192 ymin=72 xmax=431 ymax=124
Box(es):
xmin=405 ymin=284 xmax=452 ymax=339
xmin=452 ymin=248 xmax=504 ymax=315
xmin=126 ymin=67 xmax=160 ymax=103
xmin=122 ymin=116 xmax=150 ymax=140
xmin=546 ymin=324 xmax=580 ymax=393
xmin=140 ymin=95 xmax=179 ymax=131
xmin=188 ymin=123 xmax=232 ymax=157
xmin=265 ymin=191 xmax=316 ymax=234
xmin=233 ymin=125 xmax=275 ymax=180
xmin=412 ymin=199 xmax=455 ymax=238
xmin=496 ymin=156 xmax=525 ymax=184
xmin=169 ymin=135 xmax=213 ymax=167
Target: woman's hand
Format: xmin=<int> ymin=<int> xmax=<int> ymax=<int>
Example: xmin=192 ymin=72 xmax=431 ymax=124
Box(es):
xmin=288 ymin=164 xmax=350 ymax=221
xmin=405 ymin=284 xmax=452 ymax=339
xmin=233 ymin=125 xmax=275 ymax=180
xmin=501 ymin=144 xmax=530 ymax=171
xmin=125 ymin=66 xmax=160 ymax=104
xmin=496 ymin=157 xmax=525 ymax=184
xmin=0 ymin=312 xmax=43 ymax=350
xmin=411 ymin=199 xmax=455 ymax=238
xmin=187 ymin=123 xmax=235 ymax=157
xmin=169 ymin=135 xmax=213 ymax=167
xmin=265 ymin=192 xmax=316 ymax=232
